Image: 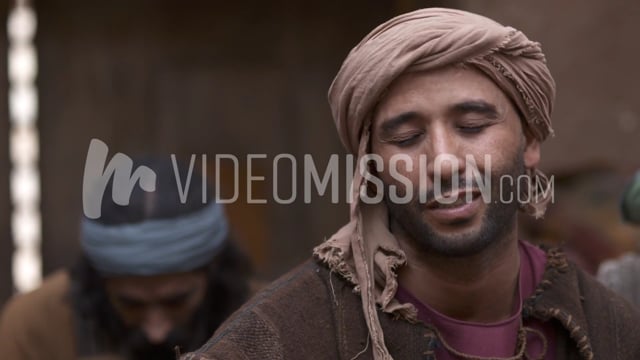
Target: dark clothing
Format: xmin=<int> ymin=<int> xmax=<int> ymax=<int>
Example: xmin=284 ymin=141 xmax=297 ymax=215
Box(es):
xmin=0 ymin=271 xmax=96 ymax=360
xmin=183 ymin=249 xmax=640 ymax=360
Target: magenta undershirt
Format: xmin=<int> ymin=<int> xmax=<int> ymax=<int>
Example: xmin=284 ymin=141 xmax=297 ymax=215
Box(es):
xmin=395 ymin=240 xmax=556 ymax=359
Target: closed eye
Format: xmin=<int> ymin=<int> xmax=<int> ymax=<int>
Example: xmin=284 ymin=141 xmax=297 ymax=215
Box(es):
xmin=386 ymin=132 xmax=423 ymax=147
xmin=458 ymin=124 xmax=489 ymax=134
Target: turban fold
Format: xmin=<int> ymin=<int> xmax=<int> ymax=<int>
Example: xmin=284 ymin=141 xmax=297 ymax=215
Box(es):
xmin=329 ymin=7 xmax=555 ymax=154
xmin=82 ymin=202 xmax=229 ymax=276
xmin=314 ymin=8 xmax=556 ymax=359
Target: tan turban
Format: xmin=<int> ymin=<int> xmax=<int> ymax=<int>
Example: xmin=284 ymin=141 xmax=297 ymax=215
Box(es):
xmin=314 ymin=8 xmax=556 ymax=360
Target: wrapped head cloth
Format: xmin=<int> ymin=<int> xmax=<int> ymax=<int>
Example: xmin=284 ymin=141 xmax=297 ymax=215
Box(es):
xmin=314 ymin=8 xmax=556 ymax=359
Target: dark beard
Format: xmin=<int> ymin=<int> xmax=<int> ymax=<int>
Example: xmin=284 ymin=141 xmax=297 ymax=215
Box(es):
xmin=385 ymin=152 xmax=525 ymax=258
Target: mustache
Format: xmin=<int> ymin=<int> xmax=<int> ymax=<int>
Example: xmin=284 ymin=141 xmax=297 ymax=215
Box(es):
xmin=417 ymin=177 xmax=484 ymax=202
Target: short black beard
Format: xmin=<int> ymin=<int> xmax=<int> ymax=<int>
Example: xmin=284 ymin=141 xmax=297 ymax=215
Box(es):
xmin=384 ymin=153 xmax=525 ymax=258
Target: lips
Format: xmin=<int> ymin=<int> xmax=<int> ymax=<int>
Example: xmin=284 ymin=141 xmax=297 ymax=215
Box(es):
xmin=426 ymin=188 xmax=480 ymax=208
xmin=425 ymin=189 xmax=482 ymax=223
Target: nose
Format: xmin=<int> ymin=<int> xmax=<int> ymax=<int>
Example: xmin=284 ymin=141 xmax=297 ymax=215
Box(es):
xmin=425 ymin=124 xmax=465 ymax=182
xmin=141 ymin=307 xmax=172 ymax=344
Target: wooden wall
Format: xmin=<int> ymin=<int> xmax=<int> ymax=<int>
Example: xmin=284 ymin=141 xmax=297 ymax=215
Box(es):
xmin=33 ymin=0 xmax=439 ymax=283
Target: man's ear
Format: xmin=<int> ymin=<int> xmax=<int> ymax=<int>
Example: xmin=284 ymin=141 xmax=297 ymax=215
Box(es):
xmin=524 ymin=136 xmax=541 ymax=169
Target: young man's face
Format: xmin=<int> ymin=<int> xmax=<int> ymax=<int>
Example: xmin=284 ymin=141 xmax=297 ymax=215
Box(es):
xmin=105 ymin=270 xmax=207 ymax=357
xmin=371 ymin=66 xmax=540 ymax=256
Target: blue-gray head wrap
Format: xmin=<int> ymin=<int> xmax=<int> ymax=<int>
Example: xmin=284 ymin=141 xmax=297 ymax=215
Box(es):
xmin=81 ymin=201 xmax=229 ymax=276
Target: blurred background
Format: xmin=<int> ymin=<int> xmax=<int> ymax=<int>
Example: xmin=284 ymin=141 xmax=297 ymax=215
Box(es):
xmin=1 ymin=0 xmax=639 ymax=307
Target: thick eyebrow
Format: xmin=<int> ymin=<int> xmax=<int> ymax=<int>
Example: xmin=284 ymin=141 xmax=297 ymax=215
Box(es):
xmin=379 ymin=111 xmax=420 ymax=134
xmin=449 ymin=100 xmax=499 ymax=119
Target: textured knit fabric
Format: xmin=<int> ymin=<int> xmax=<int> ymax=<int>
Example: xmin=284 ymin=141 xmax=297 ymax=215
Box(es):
xmin=183 ymin=248 xmax=640 ymax=360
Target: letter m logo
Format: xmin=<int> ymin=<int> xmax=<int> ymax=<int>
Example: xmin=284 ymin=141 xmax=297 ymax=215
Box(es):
xmin=82 ymin=139 xmax=157 ymax=219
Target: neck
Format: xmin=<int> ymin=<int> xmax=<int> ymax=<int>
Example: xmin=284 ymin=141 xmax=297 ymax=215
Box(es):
xmin=396 ymin=224 xmax=520 ymax=323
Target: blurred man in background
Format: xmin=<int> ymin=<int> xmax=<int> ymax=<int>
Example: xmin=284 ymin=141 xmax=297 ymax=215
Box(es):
xmin=598 ymin=170 xmax=640 ymax=307
xmin=0 ymin=158 xmax=252 ymax=360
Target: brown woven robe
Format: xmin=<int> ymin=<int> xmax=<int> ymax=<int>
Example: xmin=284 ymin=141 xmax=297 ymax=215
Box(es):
xmin=182 ymin=248 xmax=640 ymax=360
